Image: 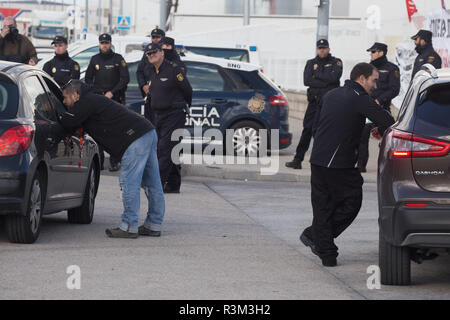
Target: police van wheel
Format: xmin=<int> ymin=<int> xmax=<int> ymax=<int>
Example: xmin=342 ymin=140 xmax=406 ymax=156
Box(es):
xmin=379 ymin=229 xmax=411 ymax=286
xmin=229 ymin=121 xmax=268 ymax=157
xmin=68 ymin=165 xmax=97 ymax=224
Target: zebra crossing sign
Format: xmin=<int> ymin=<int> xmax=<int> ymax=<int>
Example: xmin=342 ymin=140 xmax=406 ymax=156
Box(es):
xmin=117 ymin=16 xmax=131 ymax=30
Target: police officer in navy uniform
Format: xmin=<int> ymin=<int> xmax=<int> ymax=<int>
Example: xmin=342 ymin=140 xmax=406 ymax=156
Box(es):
xmin=43 ymin=36 xmax=80 ymax=87
xmin=286 ymin=39 xmax=343 ymax=170
xmin=137 ymin=28 xmax=166 ymax=99
xmin=85 ymin=33 xmax=130 ymax=172
xmin=160 ymin=37 xmax=186 ymax=74
xmin=411 ymin=30 xmax=442 ymax=79
xmin=146 ymin=42 xmax=192 ymax=194
xmin=357 ymin=42 xmax=400 ymax=172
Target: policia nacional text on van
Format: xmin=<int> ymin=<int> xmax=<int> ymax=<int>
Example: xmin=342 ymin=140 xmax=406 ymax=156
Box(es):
xmin=299 ymin=63 xmax=395 ymax=268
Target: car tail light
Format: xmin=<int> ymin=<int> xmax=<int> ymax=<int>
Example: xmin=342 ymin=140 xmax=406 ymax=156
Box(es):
xmin=0 ymin=125 xmax=34 ymax=157
xmin=269 ymin=95 xmax=288 ymax=107
xmin=405 ymin=203 xmax=429 ymax=208
xmin=390 ymin=129 xmax=450 ymax=159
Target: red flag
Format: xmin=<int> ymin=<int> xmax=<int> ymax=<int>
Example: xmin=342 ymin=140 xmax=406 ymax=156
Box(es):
xmin=406 ymin=0 xmax=418 ymax=22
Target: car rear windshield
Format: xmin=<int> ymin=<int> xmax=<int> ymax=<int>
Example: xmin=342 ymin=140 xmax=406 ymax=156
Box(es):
xmin=226 ymin=69 xmax=276 ymax=91
xmin=185 ymin=46 xmax=250 ymax=62
xmin=0 ymin=78 xmax=19 ymax=119
xmin=417 ymin=84 xmax=450 ymax=129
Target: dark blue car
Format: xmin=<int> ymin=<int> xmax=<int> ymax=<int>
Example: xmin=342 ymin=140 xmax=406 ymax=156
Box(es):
xmin=125 ymin=53 xmax=292 ymax=155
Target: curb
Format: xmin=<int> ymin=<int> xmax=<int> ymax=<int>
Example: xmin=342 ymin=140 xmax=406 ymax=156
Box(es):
xmin=181 ymin=164 xmax=378 ymax=184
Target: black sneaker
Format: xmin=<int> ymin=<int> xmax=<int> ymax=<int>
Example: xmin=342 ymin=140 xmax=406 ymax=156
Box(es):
xmin=138 ymin=225 xmax=161 ymax=237
xmin=164 ymin=184 xmax=180 ymax=194
xmin=300 ymin=231 xmax=319 ymax=256
xmin=285 ymin=159 xmax=302 ymax=170
xmin=321 ymin=257 xmax=337 ymax=267
xmin=105 ymin=227 xmax=138 ymax=239
xmin=109 ymin=164 xmax=120 ymax=172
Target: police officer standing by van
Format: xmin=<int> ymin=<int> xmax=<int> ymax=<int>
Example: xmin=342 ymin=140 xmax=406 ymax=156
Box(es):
xmin=357 ymin=42 xmax=400 ymax=172
xmin=85 ymin=33 xmax=130 ymax=172
xmin=411 ymin=30 xmax=442 ymax=79
xmin=43 ymin=36 xmax=80 ymax=87
xmin=145 ymin=42 xmax=192 ymax=194
xmin=286 ymin=39 xmax=343 ymax=170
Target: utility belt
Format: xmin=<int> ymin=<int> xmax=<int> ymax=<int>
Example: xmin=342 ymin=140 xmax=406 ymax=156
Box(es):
xmin=153 ymin=103 xmax=188 ymax=115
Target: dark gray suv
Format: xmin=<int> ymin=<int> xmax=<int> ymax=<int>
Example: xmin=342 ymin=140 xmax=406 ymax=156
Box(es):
xmin=378 ymin=65 xmax=450 ymax=286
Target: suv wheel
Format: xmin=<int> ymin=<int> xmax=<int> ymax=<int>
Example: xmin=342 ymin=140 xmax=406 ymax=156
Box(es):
xmin=229 ymin=121 xmax=268 ymax=157
xmin=379 ymin=229 xmax=411 ymax=285
xmin=68 ymin=165 xmax=97 ymax=224
xmin=6 ymin=172 xmax=44 ymax=244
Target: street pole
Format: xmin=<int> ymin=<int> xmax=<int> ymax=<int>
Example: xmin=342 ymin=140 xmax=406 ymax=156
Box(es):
xmin=243 ymin=0 xmax=250 ymax=26
xmin=160 ymin=0 xmax=167 ymax=31
xmin=98 ymin=0 xmax=102 ymax=34
xmin=316 ymin=0 xmax=330 ymax=41
xmin=109 ymin=0 xmax=112 ymax=33
xmin=120 ymin=0 xmax=125 ymax=35
xmin=85 ymin=0 xmax=89 ymax=32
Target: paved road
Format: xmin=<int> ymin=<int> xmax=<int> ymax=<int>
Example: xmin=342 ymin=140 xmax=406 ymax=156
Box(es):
xmin=0 ymin=175 xmax=449 ymax=300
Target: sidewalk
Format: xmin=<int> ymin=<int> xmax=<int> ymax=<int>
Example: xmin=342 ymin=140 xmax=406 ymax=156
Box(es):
xmin=182 ymin=117 xmax=380 ymax=183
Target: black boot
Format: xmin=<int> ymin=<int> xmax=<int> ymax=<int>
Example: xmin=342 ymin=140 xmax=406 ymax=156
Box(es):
xmin=286 ymin=158 xmax=302 ymax=169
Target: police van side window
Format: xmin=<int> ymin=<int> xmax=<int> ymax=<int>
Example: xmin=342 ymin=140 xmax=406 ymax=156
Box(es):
xmin=184 ymin=62 xmax=228 ymax=92
xmin=23 ymin=76 xmax=57 ymax=122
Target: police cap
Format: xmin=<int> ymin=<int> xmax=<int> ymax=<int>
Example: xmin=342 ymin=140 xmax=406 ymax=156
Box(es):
xmin=367 ymin=42 xmax=388 ymax=54
xmin=411 ymin=29 xmax=433 ymax=43
xmin=145 ymin=42 xmax=162 ymax=55
xmin=99 ymin=33 xmax=112 ymax=43
xmin=317 ymin=39 xmax=329 ymax=49
xmin=51 ymin=35 xmax=68 ymax=45
xmin=151 ymin=28 xmax=165 ymax=38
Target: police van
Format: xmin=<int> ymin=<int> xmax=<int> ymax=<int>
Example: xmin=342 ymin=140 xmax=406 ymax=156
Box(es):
xmin=124 ymin=52 xmax=291 ymax=155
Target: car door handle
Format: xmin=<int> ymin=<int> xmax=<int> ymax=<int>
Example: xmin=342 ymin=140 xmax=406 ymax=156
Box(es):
xmin=212 ymin=98 xmax=227 ymax=104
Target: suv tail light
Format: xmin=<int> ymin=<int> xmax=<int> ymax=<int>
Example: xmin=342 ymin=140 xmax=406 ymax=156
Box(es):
xmin=269 ymin=95 xmax=288 ymax=107
xmin=390 ymin=129 xmax=450 ymax=158
xmin=0 ymin=125 xmax=34 ymax=157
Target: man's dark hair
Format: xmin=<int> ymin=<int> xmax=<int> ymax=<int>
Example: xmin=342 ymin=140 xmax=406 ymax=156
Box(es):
xmin=62 ymin=80 xmax=83 ymax=95
xmin=350 ymin=63 xmax=377 ymax=81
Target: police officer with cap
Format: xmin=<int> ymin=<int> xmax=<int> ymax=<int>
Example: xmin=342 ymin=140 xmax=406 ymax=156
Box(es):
xmin=146 ymin=42 xmax=192 ymax=194
xmin=357 ymin=42 xmax=400 ymax=172
xmin=85 ymin=33 xmax=130 ymax=172
xmin=137 ymin=27 xmax=166 ymax=99
xmin=286 ymin=39 xmax=343 ymax=170
xmin=43 ymin=36 xmax=80 ymax=87
xmin=411 ymin=29 xmax=441 ymax=79
xmin=160 ymin=36 xmax=186 ymax=74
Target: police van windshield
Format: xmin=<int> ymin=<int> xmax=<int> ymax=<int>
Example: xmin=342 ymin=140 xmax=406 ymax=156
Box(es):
xmin=0 ymin=79 xmax=19 ymax=119
xmin=184 ymin=46 xmax=249 ymax=63
xmin=32 ymin=26 xmax=68 ymax=40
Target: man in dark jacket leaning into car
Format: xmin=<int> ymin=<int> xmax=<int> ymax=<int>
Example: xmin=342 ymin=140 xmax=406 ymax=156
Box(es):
xmin=299 ymin=63 xmax=395 ymax=267
xmin=58 ymin=80 xmax=165 ymax=239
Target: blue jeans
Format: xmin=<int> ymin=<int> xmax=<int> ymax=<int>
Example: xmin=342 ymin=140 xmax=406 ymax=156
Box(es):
xmin=118 ymin=130 xmax=165 ymax=233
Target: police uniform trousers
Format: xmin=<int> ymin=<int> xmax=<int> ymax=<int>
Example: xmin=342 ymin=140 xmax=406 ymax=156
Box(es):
xmin=154 ymin=109 xmax=186 ymax=190
xmin=304 ymin=164 xmax=364 ymax=259
xmin=294 ymin=100 xmax=318 ymax=162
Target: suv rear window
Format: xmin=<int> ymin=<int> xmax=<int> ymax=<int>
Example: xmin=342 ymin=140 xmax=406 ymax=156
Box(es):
xmin=0 ymin=78 xmax=19 ymax=119
xmin=417 ymin=84 xmax=450 ymax=129
xmin=185 ymin=46 xmax=249 ymax=62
